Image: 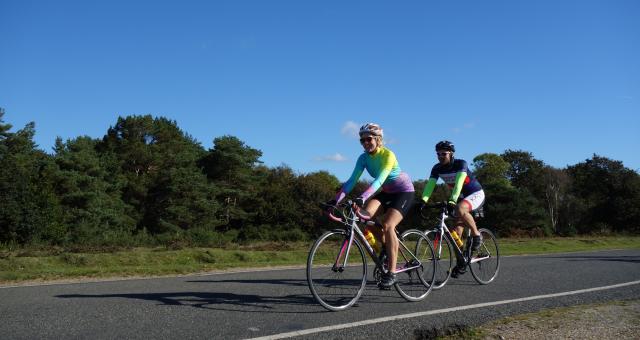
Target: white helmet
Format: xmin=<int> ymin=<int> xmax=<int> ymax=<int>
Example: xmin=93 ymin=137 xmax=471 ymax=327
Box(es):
xmin=359 ymin=123 xmax=383 ymax=137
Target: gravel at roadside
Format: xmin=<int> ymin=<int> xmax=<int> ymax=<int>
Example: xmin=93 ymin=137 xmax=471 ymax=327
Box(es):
xmin=458 ymin=299 xmax=640 ymax=339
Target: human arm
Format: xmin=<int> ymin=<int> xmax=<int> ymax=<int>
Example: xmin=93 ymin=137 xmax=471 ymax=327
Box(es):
xmin=358 ymin=151 xmax=395 ymax=201
xmin=421 ymin=178 xmax=437 ymax=204
xmin=449 ymin=171 xmax=467 ymax=203
xmin=421 ymin=164 xmax=440 ymax=204
xmin=334 ymin=154 xmax=365 ymax=203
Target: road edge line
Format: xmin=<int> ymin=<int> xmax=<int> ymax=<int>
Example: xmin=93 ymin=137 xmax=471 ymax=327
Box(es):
xmin=247 ymin=280 xmax=640 ymax=340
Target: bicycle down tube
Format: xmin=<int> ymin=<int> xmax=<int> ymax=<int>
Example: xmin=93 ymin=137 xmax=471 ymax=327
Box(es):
xmin=308 ymin=199 xmax=436 ymax=311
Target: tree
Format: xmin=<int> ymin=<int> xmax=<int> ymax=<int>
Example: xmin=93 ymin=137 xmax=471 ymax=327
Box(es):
xmin=99 ymin=115 xmax=220 ymax=234
xmin=566 ymin=155 xmax=640 ymax=234
xmin=245 ymin=165 xmax=300 ymax=240
xmin=542 ymin=166 xmax=570 ymax=235
xmin=472 ymin=153 xmax=511 ymax=188
xmin=0 ymin=108 xmax=11 ymax=142
xmin=199 ymin=135 xmax=263 ymax=230
xmin=501 ymin=150 xmax=546 ymax=199
xmin=472 ymin=153 xmax=548 ymax=236
xmin=294 ymin=170 xmax=340 ymax=237
xmin=53 ymin=136 xmax=135 ymax=244
xmin=0 ymin=114 xmax=61 ymax=244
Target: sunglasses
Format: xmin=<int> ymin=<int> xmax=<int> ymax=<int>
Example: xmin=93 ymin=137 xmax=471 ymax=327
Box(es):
xmin=437 ymin=152 xmax=450 ymax=157
xmin=360 ymin=137 xmax=374 ymax=144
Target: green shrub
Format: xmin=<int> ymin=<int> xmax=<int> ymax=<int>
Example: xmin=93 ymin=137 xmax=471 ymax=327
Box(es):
xmin=59 ymin=253 xmax=91 ymax=266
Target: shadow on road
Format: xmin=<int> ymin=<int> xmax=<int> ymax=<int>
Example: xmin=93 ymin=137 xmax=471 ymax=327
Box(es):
xmin=546 ymin=255 xmax=640 ymax=264
xmin=186 ymin=278 xmax=307 ymax=287
xmin=56 ymin=289 xmax=321 ymax=314
xmin=56 ymin=276 xmax=426 ymax=313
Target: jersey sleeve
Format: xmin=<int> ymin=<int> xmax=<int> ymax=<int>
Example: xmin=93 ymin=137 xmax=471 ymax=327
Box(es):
xmin=421 ymin=178 xmax=437 ymax=203
xmin=421 ymin=164 xmax=440 ymax=203
xmin=359 ymin=150 xmax=396 ymax=201
xmin=334 ymin=154 xmax=366 ymax=203
xmin=449 ymin=160 xmax=469 ymax=202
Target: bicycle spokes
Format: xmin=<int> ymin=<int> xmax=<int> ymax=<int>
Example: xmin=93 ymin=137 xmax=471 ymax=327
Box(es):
xmin=307 ymin=230 xmax=367 ymax=311
xmin=468 ymin=228 xmax=500 ymax=285
xmin=393 ymin=230 xmax=436 ymax=301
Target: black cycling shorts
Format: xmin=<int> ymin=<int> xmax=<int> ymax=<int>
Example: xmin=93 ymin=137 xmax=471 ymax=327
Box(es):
xmin=370 ymin=191 xmax=415 ymax=218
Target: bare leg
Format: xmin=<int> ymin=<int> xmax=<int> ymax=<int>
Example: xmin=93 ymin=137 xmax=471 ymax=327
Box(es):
xmin=363 ymin=199 xmax=384 ymax=240
xmin=381 ymin=208 xmax=404 ymax=273
xmin=364 ymin=199 xmax=382 ymax=217
xmin=456 ymin=202 xmax=480 ymax=236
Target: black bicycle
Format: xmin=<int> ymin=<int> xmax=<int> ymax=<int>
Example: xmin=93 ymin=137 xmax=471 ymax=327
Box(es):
xmin=412 ymin=202 xmax=499 ymax=289
xmin=306 ymin=200 xmax=437 ymax=311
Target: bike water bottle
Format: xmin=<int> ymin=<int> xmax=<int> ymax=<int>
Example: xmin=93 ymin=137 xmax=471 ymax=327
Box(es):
xmin=451 ymin=230 xmax=464 ymax=248
xmin=363 ymin=226 xmax=381 ymax=253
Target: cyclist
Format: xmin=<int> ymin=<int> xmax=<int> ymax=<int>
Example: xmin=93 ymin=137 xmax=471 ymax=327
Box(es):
xmin=328 ymin=123 xmax=415 ymax=288
xmin=421 ymin=140 xmax=485 ymax=278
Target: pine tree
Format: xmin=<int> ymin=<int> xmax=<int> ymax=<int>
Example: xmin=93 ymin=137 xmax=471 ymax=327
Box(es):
xmin=199 ymin=135 xmax=262 ymax=231
xmin=0 ymin=112 xmax=61 ymax=244
xmin=99 ymin=115 xmax=221 ymax=235
xmin=53 ymin=136 xmax=135 ymax=245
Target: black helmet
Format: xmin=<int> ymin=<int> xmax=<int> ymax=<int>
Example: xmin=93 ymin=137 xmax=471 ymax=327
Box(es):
xmin=435 ymin=140 xmax=455 ymax=152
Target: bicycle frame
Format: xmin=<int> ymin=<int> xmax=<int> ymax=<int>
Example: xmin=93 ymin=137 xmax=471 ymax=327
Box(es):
xmin=330 ymin=203 xmax=422 ymax=275
xmin=430 ymin=206 xmax=490 ymax=265
xmin=308 ymin=200 xmax=437 ymax=310
xmin=431 ymin=208 xmax=467 ymax=262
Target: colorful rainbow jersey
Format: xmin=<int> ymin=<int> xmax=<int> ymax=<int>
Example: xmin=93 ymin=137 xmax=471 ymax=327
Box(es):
xmin=336 ymin=147 xmax=414 ymax=203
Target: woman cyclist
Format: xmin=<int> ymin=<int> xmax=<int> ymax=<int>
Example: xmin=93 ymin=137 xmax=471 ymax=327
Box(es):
xmin=328 ymin=123 xmax=415 ymax=287
xmin=421 ymin=140 xmax=485 ymax=278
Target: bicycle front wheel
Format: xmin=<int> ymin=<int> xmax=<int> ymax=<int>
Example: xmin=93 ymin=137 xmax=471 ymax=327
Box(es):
xmin=394 ymin=229 xmax=436 ymax=301
xmin=425 ymin=229 xmax=454 ymax=290
xmin=306 ymin=230 xmax=367 ymax=311
xmin=469 ymin=228 xmax=500 ymax=284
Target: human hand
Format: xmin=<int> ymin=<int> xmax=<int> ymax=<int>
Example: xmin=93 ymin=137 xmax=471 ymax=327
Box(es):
xmin=446 ymin=200 xmax=457 ymax=216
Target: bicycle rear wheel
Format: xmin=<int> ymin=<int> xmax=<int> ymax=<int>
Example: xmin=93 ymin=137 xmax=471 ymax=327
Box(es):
xmin=469 ymin=228 xmax=500 ymax=284
xmin=307 ymin=230 xmax=367 ymax=311
xmin=393 ymin=229 xmax=436 ymax=301
xmin=425 ymin=229 xmax=454 ymax=289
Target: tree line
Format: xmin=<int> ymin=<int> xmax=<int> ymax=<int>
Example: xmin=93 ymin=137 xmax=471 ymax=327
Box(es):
xmin=1 ymin=110 xmax=639 ymax=248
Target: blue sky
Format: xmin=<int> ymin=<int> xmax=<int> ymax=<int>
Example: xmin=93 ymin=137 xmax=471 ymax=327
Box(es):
xmin=1 ymin=0 xmax=639 ymax=181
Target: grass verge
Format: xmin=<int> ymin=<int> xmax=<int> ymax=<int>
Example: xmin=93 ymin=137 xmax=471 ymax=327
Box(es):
xmin=424 ymin=299 xmax=640 ymax=340
xmin=1 ymin=236 xmax=639 ymax=284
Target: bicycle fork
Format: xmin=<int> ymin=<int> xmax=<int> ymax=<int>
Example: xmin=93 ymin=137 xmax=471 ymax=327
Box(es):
xmin=332 ymin=224 xmax=373 ymax=272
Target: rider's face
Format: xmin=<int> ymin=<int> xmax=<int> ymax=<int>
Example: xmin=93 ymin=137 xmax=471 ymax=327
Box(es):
xmin=360 ymin=134 xmax=378 ymax=153
xmin=437 ymin=150 xmax=452 ymax=165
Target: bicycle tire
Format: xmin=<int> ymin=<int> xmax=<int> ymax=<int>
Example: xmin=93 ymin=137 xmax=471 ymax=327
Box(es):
xmin=469 ymin=228 xmax=500 ymax=285
xmin=306 ymin=230 xmax=367 ymax=311
xmin=393 ymin=229 xmax=436 ymax=301
xmin=424 ymin=229 xmax=454 ymax=290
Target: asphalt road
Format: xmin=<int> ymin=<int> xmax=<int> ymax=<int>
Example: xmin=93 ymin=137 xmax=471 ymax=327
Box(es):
xmin=1 ymin=249 xmax=639 ymax=339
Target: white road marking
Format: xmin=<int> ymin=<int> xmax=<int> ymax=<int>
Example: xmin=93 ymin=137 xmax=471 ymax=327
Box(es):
xmin=246 ymin=280 xmax=640 ymax=340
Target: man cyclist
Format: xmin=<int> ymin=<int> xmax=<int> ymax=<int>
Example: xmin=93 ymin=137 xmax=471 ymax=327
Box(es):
xmin=328 ymin=123 xmax=415 ymax=288
xmin=421 ymin=140 xmax=485 ymax=278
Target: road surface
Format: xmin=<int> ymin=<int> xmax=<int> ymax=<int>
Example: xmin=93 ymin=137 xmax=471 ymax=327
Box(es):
xmin=1 ymin=249 xmax=639 ymax=339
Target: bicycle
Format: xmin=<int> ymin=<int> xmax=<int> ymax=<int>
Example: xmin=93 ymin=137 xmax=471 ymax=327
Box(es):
xmin=306 ymin=200 xmax=437 ymax=311
xmin=414 ymin=202 xmax=499 ymax=289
